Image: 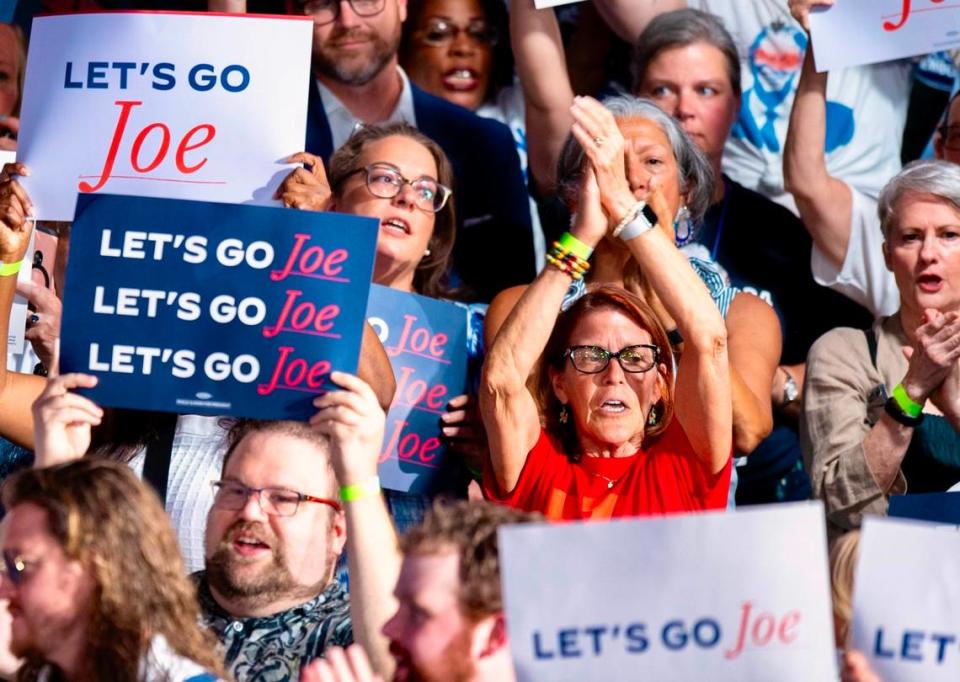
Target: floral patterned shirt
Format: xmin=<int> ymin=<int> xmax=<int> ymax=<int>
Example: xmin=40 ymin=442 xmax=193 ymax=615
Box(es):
xmin=195 ymin=573 xmax=353 ymax=682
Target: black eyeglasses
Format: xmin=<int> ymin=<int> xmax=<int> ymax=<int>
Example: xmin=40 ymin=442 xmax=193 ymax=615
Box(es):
xmin=211 ymin=480 xmax=342 ymax=517
xmin=297 ymin=0 xmax=386 ymax=25
xmin=418 ymin=18 xmax=499 ymax=47
xmin=345 ymin=162 xmax=451 ymax=212
xmin=940 ymin=125 xmax=960 ymax=151
xmin=0 ymin=551 xmax=41 ymax=587
xmin=563 ymin=344 xmax=660 ymax=374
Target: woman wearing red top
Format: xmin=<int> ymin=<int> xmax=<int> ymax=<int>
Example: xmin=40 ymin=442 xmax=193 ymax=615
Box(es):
xmin=479 ymin=96 xmax=732 ymax=520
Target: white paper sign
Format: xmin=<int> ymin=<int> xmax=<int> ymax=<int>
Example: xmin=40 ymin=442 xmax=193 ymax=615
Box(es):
xmin=809 ymin=1 xmax=960 ymax=72
xmin=499 ymin=502 xmax=836 ymax=681
xmin=851 ymin=517 xmax=960 ymax=681
xmin=18 ymin=12 xmax=313 ymax=221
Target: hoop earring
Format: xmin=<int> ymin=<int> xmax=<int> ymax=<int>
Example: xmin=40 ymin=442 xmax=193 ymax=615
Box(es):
xmin=673 ymin=205 xmax=695 ymax=247
xmin=559 ymin=404 xmax=569 ymax=424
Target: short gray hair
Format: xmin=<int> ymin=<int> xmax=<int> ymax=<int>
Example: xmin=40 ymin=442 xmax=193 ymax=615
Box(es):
xmin=878 ymin=159 xmax=960 ymax=239
xmin=556 ymin=95 xmax=715 ymax=222
xmin=631 ymin=8 xmax=741 ymax=98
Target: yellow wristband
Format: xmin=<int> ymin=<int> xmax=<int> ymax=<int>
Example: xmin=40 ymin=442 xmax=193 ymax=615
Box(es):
xmin=557 ymin=232 xmax=593 ymax=261
xmin=340 ymin=476 xmax=381 ymax=502
xmin=0 ymin=260 xmax=22 ymax=277
xmin=892 ymin=384 xmax=924 ymax=419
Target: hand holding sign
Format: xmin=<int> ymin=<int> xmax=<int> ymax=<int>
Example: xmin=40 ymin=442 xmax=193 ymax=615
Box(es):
xmin=0 ymin=163 xmax=34 ymax=262
xmin=276 ymin=152 xmax=334 ymax=212
xmin=312 ymin=371 xmax=386 ymax=488
xmin=31 ymin=371 xmax=103 ymax=469
xmin=788 ymin=0 xmax=835 ymax=32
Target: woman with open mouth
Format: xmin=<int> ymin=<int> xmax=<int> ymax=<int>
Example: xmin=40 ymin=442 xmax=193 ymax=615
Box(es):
xmin=803 ymin=159 xmax=960 ymax=542
xmin=479 ymin=96 xmax=734 ymax=520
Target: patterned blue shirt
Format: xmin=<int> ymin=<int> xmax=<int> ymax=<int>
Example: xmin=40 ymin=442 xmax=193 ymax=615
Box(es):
xmin=195 ymin=574 xmax=353 ymax=682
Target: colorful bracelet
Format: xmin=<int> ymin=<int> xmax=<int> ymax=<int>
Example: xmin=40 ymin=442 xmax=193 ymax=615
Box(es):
xmin=0 ymin=260 xmax=22 ymax=277
xmin=340 ymin=475 xmax=381 ymax=503
xmin=892 ymin=383 xmax=924 ymax=419
xmin=546 ymin=241 xmax=591 ymax=280
xmin=557 ymin=231 xmax=593 ymax=261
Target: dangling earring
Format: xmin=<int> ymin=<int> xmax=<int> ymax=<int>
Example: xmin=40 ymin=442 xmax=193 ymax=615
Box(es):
xmin=647 ymin=405 xmax=659 ymax=427
xmin=673 ymin=205 xmax=695 ymax=247
xmin=559 ymin=404 xmax=569 ymax=424
xmin=424 ymin=248 xmax=431 ymax=257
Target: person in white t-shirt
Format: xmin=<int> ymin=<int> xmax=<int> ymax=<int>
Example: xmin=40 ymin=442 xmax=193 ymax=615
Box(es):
xmin=784 ymin=4 xmax=960 ymax=318
xmin=591 ymin=0 xmax=910 ymax=215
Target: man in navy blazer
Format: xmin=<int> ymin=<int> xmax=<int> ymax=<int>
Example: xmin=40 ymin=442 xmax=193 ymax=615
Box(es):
xmin=300 ymin=0 xmax=536 ymax=302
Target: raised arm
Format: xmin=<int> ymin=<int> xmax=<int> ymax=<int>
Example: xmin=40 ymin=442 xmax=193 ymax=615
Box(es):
xmin=725 ymin=292 xmax=781 ymax=454
xmin=0 ymin=164 xmax=45 ymax=448
xmin=480 ymin=169 xmax=609 ymax=493
xmin=591 ymin=0 xmax=685 ymax=43
xmin=510 ymin=0 xmax=576 ymax=193
xmin=311 ymin=372 xmax=399 ymax=679
xmin=572 ymin=97 xmax=731 ymax=473
xmin=783 ymin=21 xmax=852 ymax=269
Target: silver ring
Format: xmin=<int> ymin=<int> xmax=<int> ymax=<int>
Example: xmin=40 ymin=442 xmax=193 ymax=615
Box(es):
xmin=593 ymin=136 xmax=604 ymax=146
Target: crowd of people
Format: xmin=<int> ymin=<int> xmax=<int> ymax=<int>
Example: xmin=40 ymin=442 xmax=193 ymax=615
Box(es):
xmin=0 ymin=0 xmax=957 ymax=680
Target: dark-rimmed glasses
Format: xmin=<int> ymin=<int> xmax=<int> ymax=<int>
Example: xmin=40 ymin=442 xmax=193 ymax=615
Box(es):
xmin=297 ymin=0 xmax=386 ymax=25
xmin=940 ymin=125 xmax=960 ymax=151
xmin=211 ymin=480 xmax=342 ymax=517
xmin=0 ymin=551 xmax=41 ymax=587
xmin=417 ymin=18 xmax=499 ymax=47
xmin=563 ymin=344 xmax=659 ymax=374
xmin=345 ymin=162 xmax=452 ymax=212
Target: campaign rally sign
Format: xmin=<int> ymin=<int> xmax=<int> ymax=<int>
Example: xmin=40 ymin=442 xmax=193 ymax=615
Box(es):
xmin=18 ymin=11 xmax=312 ymax=221
xmin=851 ymin=517 xmax=960 ymax=681
xmin=889 ymin=491 xmax=960 ymax=525
xmin=59 ymin=194 xmax=377 ymax=419
xmin=366 ymin=285 xmax=468 ymax=494
xmin=809 ymin=1 xmax=960 ymax=72
xmin=499 ymin=502 xmax=836 ymax=681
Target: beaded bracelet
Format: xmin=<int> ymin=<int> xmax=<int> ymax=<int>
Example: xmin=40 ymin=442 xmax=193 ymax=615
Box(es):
xmin=546 ymin=241 xmax=590 ymax=280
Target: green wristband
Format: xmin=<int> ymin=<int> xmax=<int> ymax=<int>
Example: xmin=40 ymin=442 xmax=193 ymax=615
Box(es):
xmin=892 ymin=383 xmax=924 ymax=419
xmin=340 ymin=476 xmax=381 ymax=502
xmin=558 ymin=232 xmax=593 ymax=261
xmin=0 ymin=260 xmax=22 ymax=277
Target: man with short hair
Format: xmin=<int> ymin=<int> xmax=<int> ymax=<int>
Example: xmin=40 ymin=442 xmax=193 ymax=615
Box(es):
xmin=297 ymin=0 xmax=536 ymax=302
xmin=303 ymin=500 xmax=541 ymax=682
xmin=196 ymin=371 xmax=402 ymax=680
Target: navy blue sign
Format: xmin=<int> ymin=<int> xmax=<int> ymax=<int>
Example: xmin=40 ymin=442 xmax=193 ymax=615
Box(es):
xmin=60 ymin=193 xmax=377 ymax=419
xmin=889 ymin=491 xmax=960 ymax=525
xmin=366 ymin=284 xmax=468 ymax=494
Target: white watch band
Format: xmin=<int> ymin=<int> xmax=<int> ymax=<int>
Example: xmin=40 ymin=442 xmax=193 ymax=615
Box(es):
xmin=617 ymin=207 xmax=656 ymax=241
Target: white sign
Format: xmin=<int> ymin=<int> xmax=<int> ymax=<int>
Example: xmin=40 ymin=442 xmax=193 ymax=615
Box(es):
xmin=18 ymin=12 xmax=313 ymax=221
xmin=851 ymin=517 xmax=960 ymax=681
xmin=499 ymin=502 xmax=836 ymax=681
xmin=809 ymin=1 xmax=960 ymax=72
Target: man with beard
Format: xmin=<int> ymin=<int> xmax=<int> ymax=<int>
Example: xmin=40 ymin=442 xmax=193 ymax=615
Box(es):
xmin=197 ymin=371 xmax=403 ymax=681
xmin=296 ymin=0 xmax=537 ymax=302
xmin=301 ymin=501 xmax=541 ymax=682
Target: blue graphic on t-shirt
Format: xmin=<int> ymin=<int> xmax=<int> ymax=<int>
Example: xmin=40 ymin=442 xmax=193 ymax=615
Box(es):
xmin=731 ymin=21 xmax=854 ymax=154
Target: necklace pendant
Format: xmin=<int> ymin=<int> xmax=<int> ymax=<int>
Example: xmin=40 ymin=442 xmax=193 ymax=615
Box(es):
xmin=607 ymin=480 xmax=614 ymax=490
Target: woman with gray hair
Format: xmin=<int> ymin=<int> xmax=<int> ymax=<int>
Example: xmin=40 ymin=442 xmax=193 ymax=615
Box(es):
xmin=486 ymin=94 xmax=782 ymax=461
xmin=803 ymin=159 xmax=960 ymax=541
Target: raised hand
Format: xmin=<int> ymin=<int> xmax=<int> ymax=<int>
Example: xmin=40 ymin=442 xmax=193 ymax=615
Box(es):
xmin=310 ymin=371 xmax=386 ymax=487
xmin=0 ymin=162 xmax=34 ymax=263
xmin=31 ymin=372 xmax=103 ymax=468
